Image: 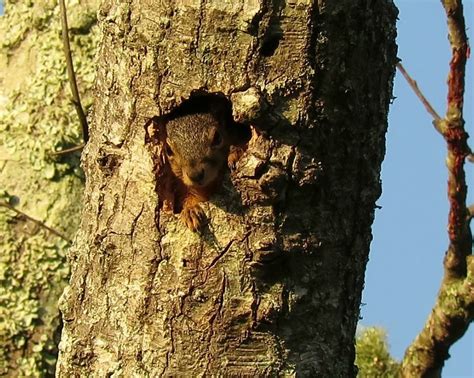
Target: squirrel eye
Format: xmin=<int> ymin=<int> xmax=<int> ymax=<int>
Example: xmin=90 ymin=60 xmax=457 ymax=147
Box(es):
xmin=211 ymin=131 xmax=223 ymax=147
xmin=164 ymin=143 xmax=174 ymax=157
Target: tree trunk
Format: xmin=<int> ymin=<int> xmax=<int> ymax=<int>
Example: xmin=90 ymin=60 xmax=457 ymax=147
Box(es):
xmin=57 ymin=0 xmax=397 ymax=376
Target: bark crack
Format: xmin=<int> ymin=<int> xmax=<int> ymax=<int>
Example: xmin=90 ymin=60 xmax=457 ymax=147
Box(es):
xmin=204 ymin=272 xmax=227 ymax=375
xmin=192 ymin=0 xmax=206 ymax=58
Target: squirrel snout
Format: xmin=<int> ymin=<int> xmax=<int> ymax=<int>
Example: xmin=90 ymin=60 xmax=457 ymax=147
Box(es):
xmin=188 ymin=169 xmax=206 ymax=185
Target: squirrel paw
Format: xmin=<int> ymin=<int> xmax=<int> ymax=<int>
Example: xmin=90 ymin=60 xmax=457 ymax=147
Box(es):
xmin=181 ymin=204 xmax=207 ymax=232
xmin=228 ymin=146 xmax=246 ymax=170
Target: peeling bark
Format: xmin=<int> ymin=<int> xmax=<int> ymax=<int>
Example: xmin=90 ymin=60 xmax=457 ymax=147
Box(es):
xmin=57 ymin=0 xmax=398 ymax=376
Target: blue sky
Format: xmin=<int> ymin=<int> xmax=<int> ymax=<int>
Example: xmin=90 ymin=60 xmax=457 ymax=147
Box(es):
xmin=1 ymin=0 xmax=472 ymax=376
xmin=361 ymin=1 xmax=473 ymax=377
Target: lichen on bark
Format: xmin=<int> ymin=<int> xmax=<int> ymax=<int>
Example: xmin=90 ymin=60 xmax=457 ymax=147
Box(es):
xmin=0 ymin=0 xmax=99 ymax=374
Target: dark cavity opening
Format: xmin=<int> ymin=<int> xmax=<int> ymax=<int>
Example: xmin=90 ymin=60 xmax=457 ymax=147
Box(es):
xmin=145 ymin=92 xmax=251 ymax=215
xmin=260 ymin=13 xmax=283 ymax=57
xmin=261 ymin=30 xmax=283 ymax=57
xmin=165 ymin=93 xmax=241 ymax=128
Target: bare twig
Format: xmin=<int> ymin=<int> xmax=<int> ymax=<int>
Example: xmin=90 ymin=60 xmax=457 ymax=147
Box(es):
xmin=50 ymin=143 xmax=84 ymax=156
xmin=401 ymin=1 xmax=473 ymax=376
xmin=0 ymin=201 xmax=72 ymax=244
xmin=396 ymin=61 xmax=449 ymax=140
xmin=396 ymin=62 xmax=442 ymax=125
xmin=59 ymin=0 xmax=89 ymax=143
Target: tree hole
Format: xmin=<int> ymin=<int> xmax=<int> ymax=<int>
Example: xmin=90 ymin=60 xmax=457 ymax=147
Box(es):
xmin=145 ymin=92 xmax=251 ymax=217
xmin=260 ymin=22 xmax=283 ymax=57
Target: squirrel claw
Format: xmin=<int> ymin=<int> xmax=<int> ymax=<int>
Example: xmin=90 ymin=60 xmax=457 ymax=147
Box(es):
xmin=181 ymin=204 xmax=206 ymax=232
xmin=228 ymin=147 xmax=245 ymax=170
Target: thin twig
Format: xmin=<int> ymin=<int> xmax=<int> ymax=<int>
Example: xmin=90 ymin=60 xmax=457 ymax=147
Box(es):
xmin=396 ymin=62 xmax=443 ymax=133
xmin=59 ymin=0 xmax=89 ymax=143
xmin=51 ymin=143 xmax=85 ymax=156
xmin=0 ymin=201 xmax=72 ymax=244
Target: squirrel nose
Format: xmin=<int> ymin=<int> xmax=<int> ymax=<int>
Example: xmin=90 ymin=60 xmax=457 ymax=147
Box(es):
xmin=189 ymin=169 xmax=205 ymax=184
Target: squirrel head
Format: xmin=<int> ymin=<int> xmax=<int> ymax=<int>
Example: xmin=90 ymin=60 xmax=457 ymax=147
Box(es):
xmin=164 ymin=112 xmax=230 ymax=188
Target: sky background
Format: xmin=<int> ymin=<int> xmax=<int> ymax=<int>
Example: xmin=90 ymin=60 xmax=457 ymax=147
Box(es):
xmin=361 ymin=1 xmax=473 ymax=377
xmin=1 ymin=0 xmax=473 ymax=376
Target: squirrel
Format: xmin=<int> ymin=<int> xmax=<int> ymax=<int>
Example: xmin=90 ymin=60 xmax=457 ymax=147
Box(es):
xmin=156 ymin=103 xmax=249 ymax=232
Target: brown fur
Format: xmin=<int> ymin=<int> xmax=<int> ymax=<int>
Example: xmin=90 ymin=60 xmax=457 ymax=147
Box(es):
xmin=149 ymin=109 xmax=249 ymax=232
xmin=164 ymin=113 xmax=233 ymax=231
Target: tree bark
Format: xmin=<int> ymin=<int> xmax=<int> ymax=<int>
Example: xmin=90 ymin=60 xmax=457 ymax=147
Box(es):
xmin=57 ymin=0 xmax=398 ymax=376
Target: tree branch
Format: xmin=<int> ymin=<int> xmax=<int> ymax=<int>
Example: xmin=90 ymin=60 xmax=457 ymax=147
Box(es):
xmin=59 ymin=0 xmax=89 ymax=143
xmin=50 ymin=143 xmax=85 ymax=156
xmin=439 ymin=0 xmax=471 ymax=281
xmin=467 ymin=203 xmax=474 ymax=222
xmin=401 ymin=1 xmax=473 ymax=376
xmin=0 ymin=201 xmax=72 ymax=244
xmin=396 ymin=62 xmax=442 ymax=128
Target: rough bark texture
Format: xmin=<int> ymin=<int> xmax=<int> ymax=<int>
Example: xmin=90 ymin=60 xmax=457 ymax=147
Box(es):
xmin=57 ymin=0 xmax=397 ymax=376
